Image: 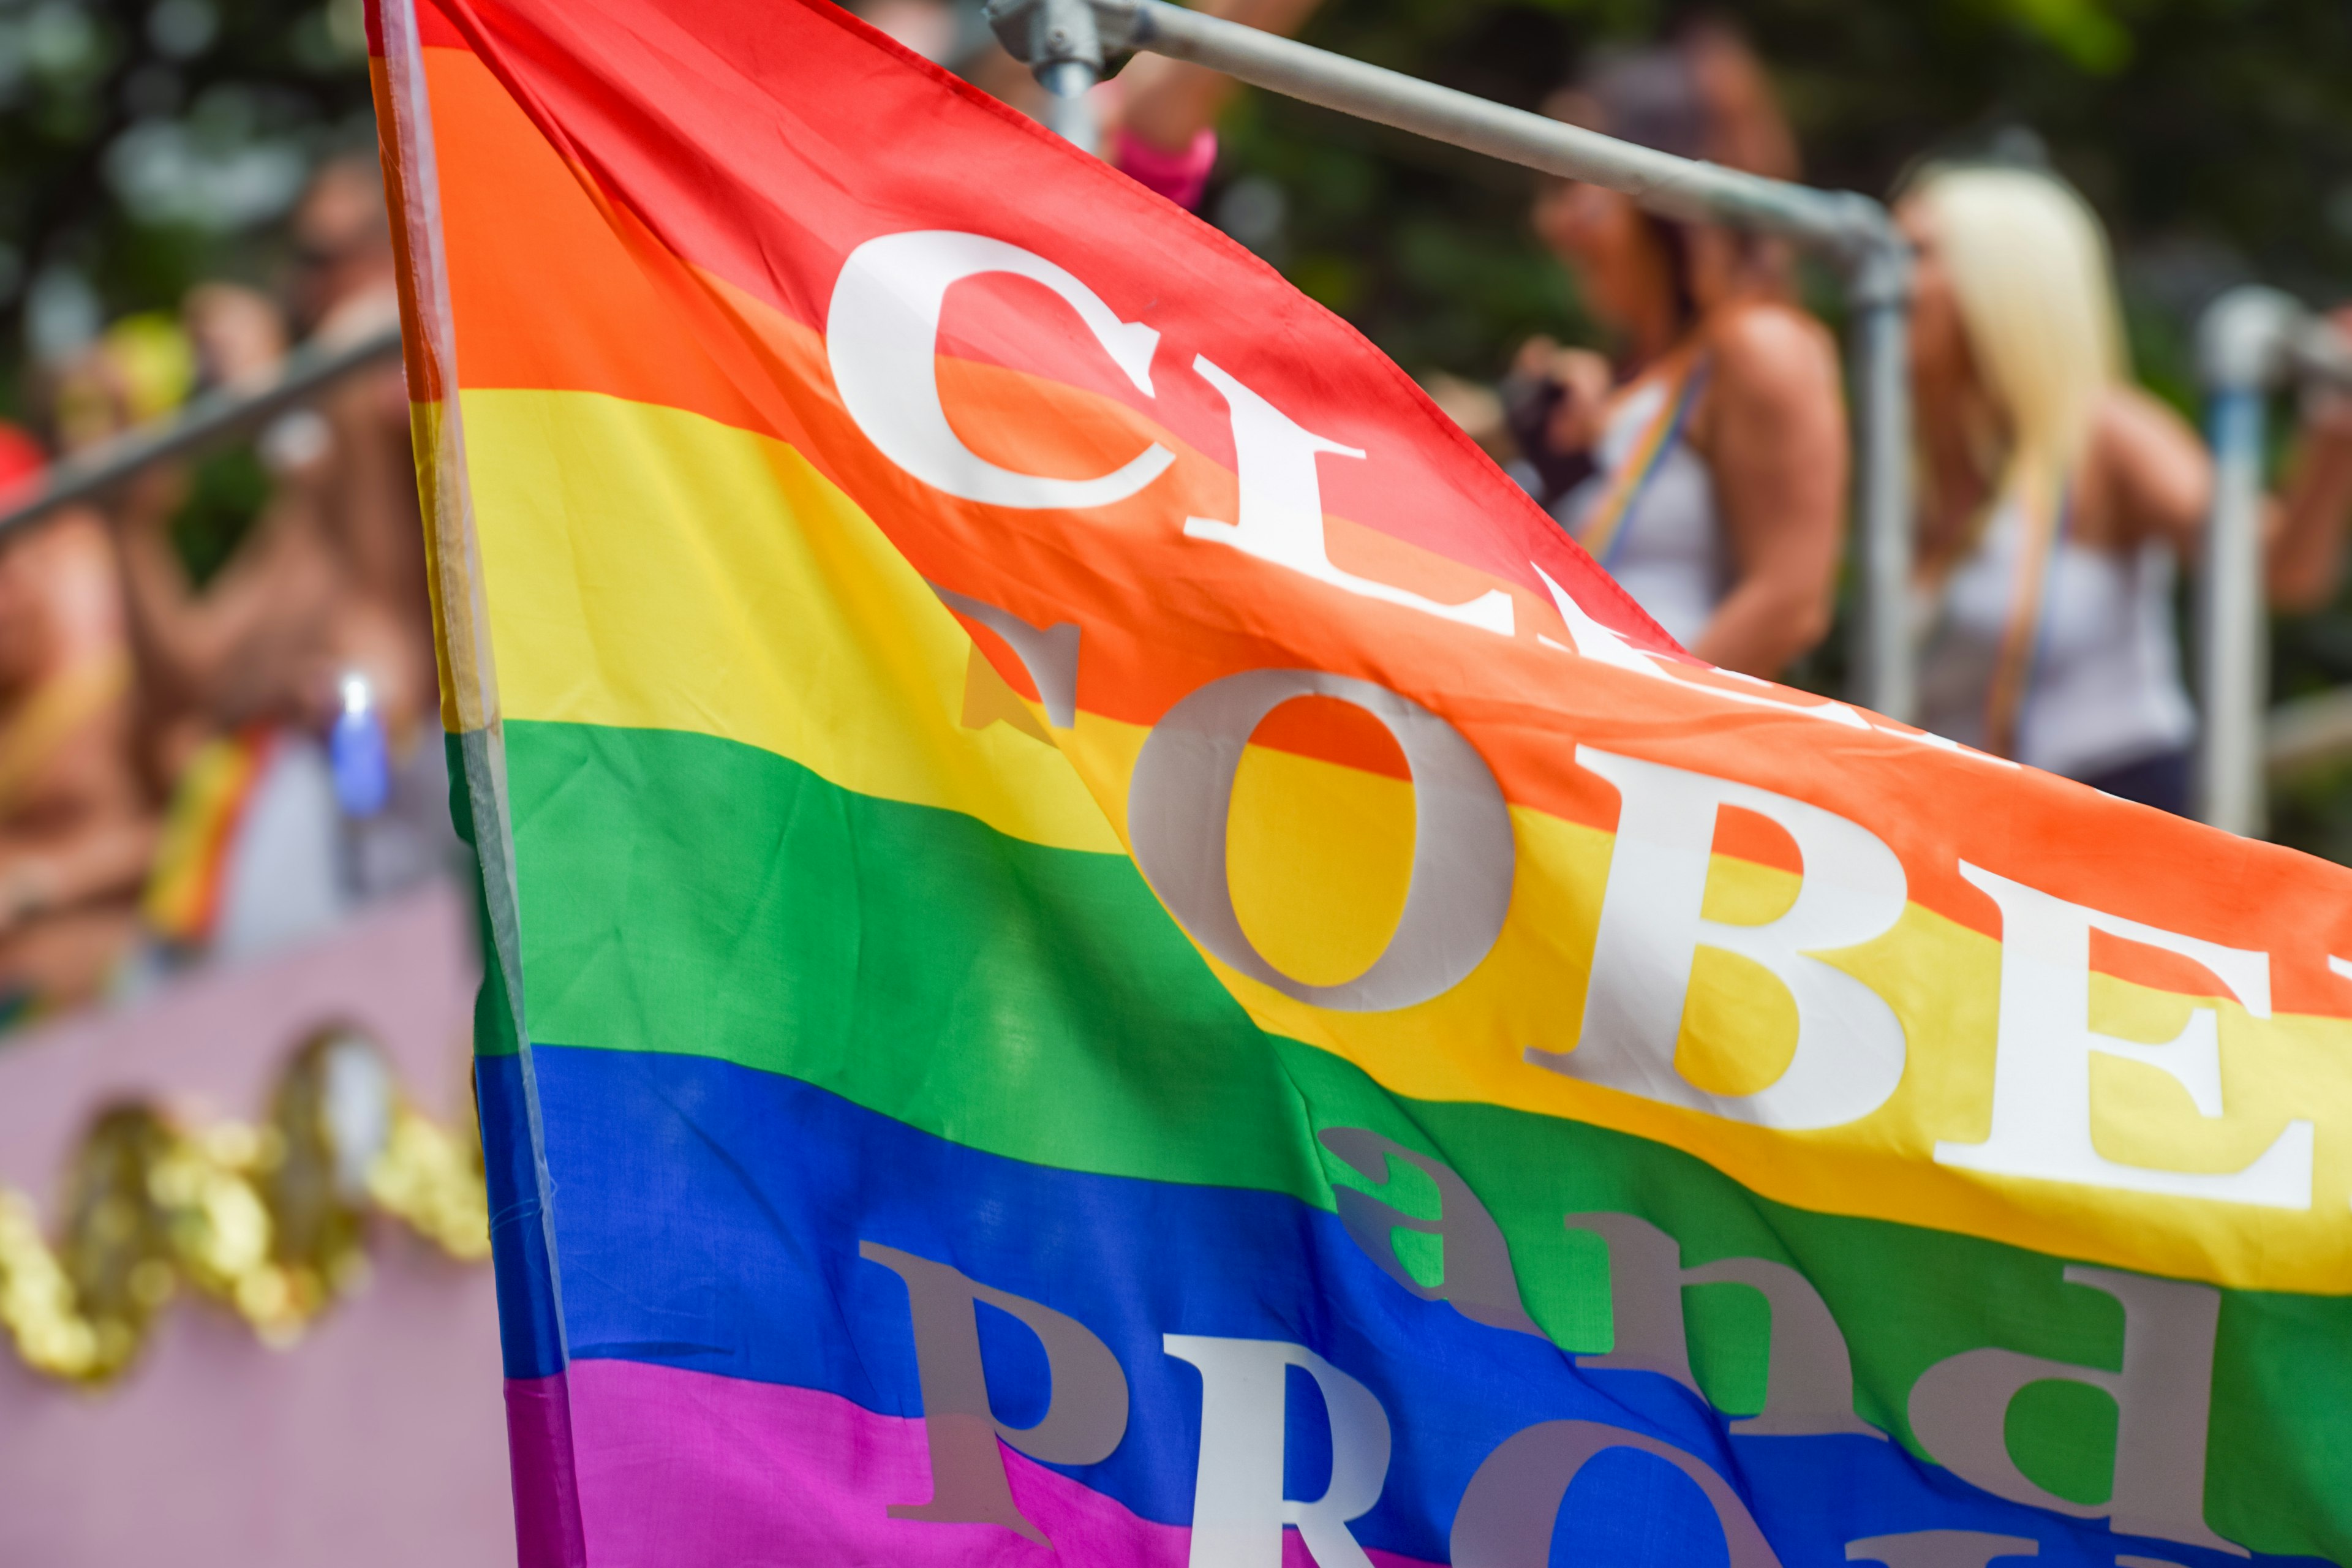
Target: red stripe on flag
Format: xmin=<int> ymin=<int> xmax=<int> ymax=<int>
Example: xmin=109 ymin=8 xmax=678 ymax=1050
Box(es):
xmin=413 ymin=0 xmax=1674 ymax=655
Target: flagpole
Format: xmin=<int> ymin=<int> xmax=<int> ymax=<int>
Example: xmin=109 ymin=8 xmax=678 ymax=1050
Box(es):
xmin=986 ymin=0 xmax=1918 ymax=722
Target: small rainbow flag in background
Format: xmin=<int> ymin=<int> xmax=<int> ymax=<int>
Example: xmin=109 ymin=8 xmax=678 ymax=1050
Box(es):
xmin=371 ymin=1 xmax=2352 ymax=1563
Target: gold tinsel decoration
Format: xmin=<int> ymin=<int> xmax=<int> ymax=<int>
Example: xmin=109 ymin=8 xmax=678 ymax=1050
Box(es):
xmin=0 ymin=1029 xmax=491 ymax=1385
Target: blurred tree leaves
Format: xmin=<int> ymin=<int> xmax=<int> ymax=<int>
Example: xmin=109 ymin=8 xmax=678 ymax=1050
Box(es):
xmin=0 ymin=0 xmax=374 ymax=401
xmin=1996 ymin=0 xmax=2134 ymax=75
xmin=170 ymin=441 xmax=267 ymax=582
xmin=1210 ymin=0 xmax=2352 ymax=385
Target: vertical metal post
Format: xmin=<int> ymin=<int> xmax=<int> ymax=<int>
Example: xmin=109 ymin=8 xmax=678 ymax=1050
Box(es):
xmin=1846 ymin=228 xmax=1917 ymax=723
xmin=993 ymin=0 xmax=1919 ymax=715
xmin=2195 ymin=286 xmax=2294 ymax=836
xmin=990 ymin=0 xmax=1115 ymax=154
xmin=1044 ymin=76 xmax=1102 ymax=154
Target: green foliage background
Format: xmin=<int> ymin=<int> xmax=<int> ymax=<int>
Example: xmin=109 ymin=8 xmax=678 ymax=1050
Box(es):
xmin=8 ymin=0 xmax=2352 ymax=850
xmin=0 ymin=0 xmax=374 ymax=386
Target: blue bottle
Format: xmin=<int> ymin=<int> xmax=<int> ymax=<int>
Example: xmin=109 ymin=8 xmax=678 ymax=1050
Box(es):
xmin=330 ymin=673 xmax=392 ymax=820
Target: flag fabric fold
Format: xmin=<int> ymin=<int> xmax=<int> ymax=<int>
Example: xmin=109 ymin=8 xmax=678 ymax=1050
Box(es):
xmin=369 ymin=1 xmax=2352 ymax=1562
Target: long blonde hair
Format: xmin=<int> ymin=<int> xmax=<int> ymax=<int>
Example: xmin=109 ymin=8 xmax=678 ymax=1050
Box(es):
xmin=1913 ymin=165 xmax=2127 ymax=497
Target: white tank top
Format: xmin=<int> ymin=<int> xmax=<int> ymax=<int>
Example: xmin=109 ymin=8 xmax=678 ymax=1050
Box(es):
xmin=1551 ymin=375 xmax=1726 ymax=647
xmin=1917 ymin=497 xmax=2195 ymax=778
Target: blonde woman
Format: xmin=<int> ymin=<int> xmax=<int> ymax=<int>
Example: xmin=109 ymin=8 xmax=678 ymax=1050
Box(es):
xmin=1904 ymin=165 xmax=2352 ymax=812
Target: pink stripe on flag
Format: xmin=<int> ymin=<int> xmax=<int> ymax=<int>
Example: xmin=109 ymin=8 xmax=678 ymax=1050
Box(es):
xmin=504 ymin=1373 xmax=589 ymax=1568
xmin=563 ymin=1357 xmax=1441 ymax=1566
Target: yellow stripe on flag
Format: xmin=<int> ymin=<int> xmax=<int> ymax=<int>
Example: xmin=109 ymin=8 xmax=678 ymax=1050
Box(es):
xmin=465 ymin=386 xmax=1121 ymax=856
xmin=1052 ymin=711 xmax=2352 ymax=1293
xmin=466 ymin=385 xmax=2352 ymax=1291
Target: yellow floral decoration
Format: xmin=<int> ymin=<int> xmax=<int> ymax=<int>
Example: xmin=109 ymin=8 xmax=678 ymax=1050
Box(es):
xmin=0 ymin=1028 xmax=491 ymax=1385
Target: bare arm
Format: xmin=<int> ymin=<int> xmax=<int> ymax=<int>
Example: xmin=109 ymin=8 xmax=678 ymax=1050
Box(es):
xmin=1117 ymin=0 xmax=1325 ymax=153
xmin=111 ymin=467 xmax=224 ymax=696
xmin=2098 ymin=366 xmax=2352 ymax=612
xmin=2264 ymin=386 xmax=2352 ymax=612
xmin=321 ymin=367 xmax=421 ymax=604
xmin=1687 ymin=303 xmax=1848 ymax=677
xmin=2099 ymin=386 xmax=2212 ymax=556
xmin=0 ymin=815 xmax=157 ymax=933
xmin=113 ymin=468 xmax=328 ymax=721
xmin=0 ymin=523 xmax=154 ymax=930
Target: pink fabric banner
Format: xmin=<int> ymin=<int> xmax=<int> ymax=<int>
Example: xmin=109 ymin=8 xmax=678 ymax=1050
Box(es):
xmin=0 ymin=884 xmax=511 ymax=1568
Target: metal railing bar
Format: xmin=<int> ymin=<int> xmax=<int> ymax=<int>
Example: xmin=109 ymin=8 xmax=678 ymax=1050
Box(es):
xmin=986 ymin=0 xmax=1919 ymax=720
xmin=0 ymin=322 xmax=405 ymax=546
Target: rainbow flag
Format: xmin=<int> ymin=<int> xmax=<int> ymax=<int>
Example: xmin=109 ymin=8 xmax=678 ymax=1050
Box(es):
xmin=371 ymin=2 xmax=2352 ymax=1562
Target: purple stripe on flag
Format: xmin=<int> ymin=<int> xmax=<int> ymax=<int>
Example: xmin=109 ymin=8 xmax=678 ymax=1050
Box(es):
xmin=504 ymin=1372 xmax=589 ymax=1568
xmin=564 ymin=1356 xmax=1442 ymax=1567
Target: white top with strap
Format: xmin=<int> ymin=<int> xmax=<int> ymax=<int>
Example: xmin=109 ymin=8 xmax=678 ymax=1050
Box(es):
xmin=1551 ymin=374 xmax=1727 ymax=647
xmin=1917 ymin=496 xmax=2195 ymax=778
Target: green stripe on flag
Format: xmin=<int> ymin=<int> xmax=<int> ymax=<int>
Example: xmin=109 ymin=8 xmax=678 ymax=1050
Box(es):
xmin=503 ymin=717 xmax=2352 ymax=1558
xmin=503 ymin=716 xmax=1326 ymax=1199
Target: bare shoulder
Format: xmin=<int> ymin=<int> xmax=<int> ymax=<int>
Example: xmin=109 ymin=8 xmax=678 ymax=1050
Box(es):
xmin=2089 ymin=385 xmax=2208 ymax=489
xmin=1708 ymin=297 xmax=1836 ymax=363
xmin=2089 ymin=385 xmax=2211 ymax=544
xmin=1703 ymin=298 xmax=1840 ymax=399
xmin=2095 ymin=383 xmax=2202 ymax=452
xmin=1697 ymin=298 xmax=1842 ymax=437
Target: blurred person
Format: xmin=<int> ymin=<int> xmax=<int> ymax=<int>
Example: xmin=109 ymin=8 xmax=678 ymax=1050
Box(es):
xmin=1507 ymin=32 xmax=1847 ymax=676
xmin=1901 ymin=165 xmax=2352 ymax=813
xmin=288 ymin=159 xmax=453 ymax=907
xmin=45 ymin=304 xmax=350 ymax=971
xmin=1679 ymin=17 xmax=1799 ymax=186
xmin=113 ymin=157 xmax=453 ymax=969
xmin=0 ymin=379 xmax=156 ymax=1023
xmin=1422 ymin=372 xmax=1516 ymax=466
xmin=118 ymin=161 xmax=428 ymax=762
xmin=0 ymin=513 xmax=154 ymax=1023
xmin=941 ymin=0 xmax=1325 ymax=211
xmin=854 ymin=0 xmax=965 ymax=64
xmin=1106 ymin=0 xmax=1323 ymax=209
xmin=121 ymin=283 xmax=292 ymax=784
xmin=50 ymin=312 xmax=194 ymax=454
xmin=184 ymin=280 xmax=290 ymax=392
